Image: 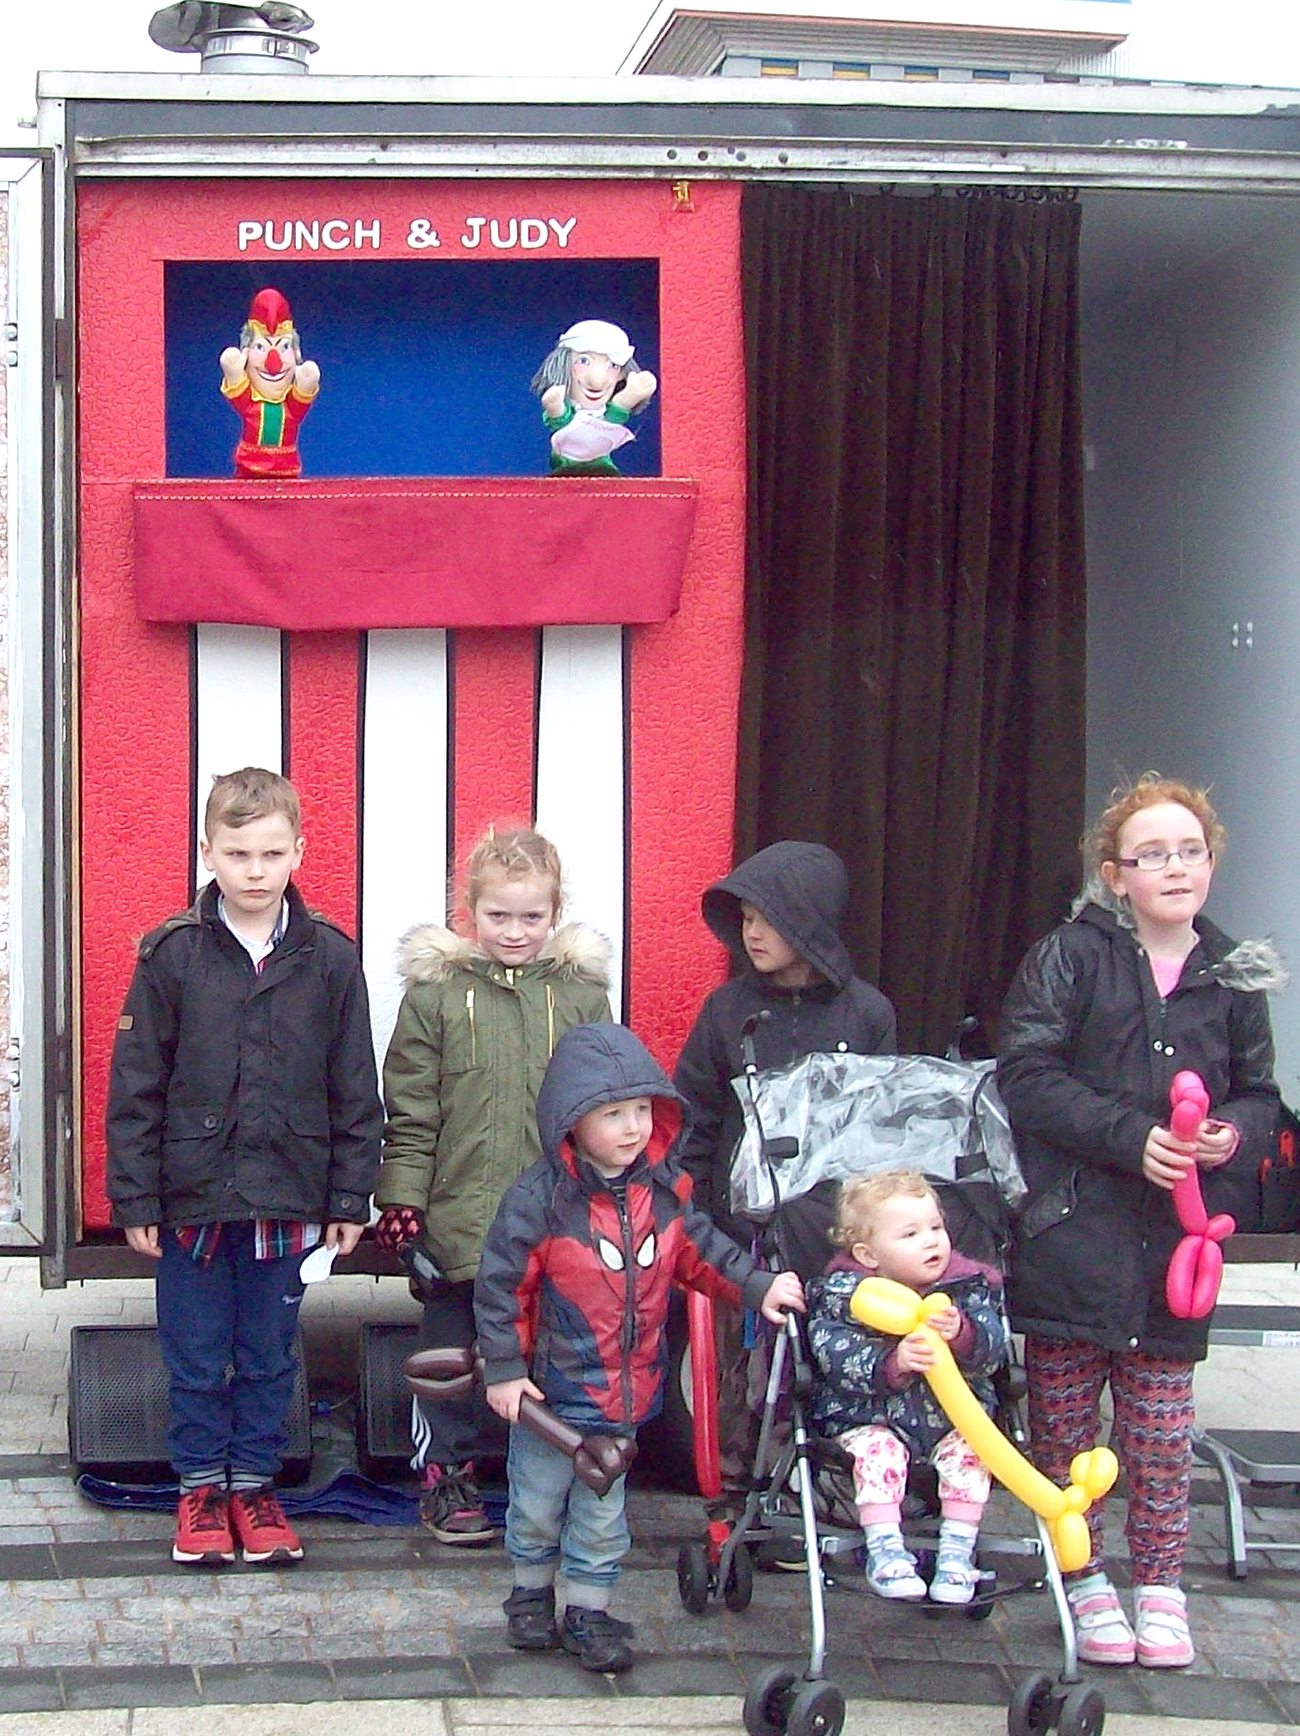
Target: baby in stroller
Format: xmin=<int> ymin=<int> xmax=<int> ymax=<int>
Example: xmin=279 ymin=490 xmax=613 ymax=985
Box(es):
xmin=808 ymin=1168 xmax=1007 ymax=1605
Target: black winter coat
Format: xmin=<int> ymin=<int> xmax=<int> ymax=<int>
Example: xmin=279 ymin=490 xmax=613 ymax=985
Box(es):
xmin=106 ymin=881 xmax=382 ymax=1229
xmin=674 ymin=842 xmax=897 ymax=1231
xmin=474 ymin=1022 xmax=774 ymax=1435
xmin=997 ymin=899 xmax=1282 ymax=1361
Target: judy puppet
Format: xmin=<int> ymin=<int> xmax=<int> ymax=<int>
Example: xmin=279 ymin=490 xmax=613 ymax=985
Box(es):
xmin=531 ymin=319 xmax=657 ymax=476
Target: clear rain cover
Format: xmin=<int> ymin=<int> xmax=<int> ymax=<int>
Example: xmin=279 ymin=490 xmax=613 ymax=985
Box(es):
xmin=728 ymin=1052 xmax=1026 ymax=1221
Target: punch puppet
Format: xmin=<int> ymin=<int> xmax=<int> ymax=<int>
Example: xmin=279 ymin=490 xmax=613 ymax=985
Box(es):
xmin=220 ymin=288 xmax=320 ymax=479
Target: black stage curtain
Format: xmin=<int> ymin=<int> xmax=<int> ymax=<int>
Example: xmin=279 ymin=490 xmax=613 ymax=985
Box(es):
xmin=737 ymin=183 xmax=1087 ymax=1055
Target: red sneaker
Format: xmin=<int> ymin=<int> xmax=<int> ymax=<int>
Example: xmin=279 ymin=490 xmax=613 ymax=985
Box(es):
xmin=172 ymin=1484 xmax=235 ymax=1567
xmin=228 ymin=1487 xmax=304 ymax=1565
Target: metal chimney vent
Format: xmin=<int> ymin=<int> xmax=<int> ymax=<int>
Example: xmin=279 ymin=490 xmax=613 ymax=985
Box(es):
xmin=149 ymin=3 xmax=318 ymax=75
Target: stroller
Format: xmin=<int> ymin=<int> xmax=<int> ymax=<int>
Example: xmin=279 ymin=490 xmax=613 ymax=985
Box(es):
xmin=675 ymin=1037 xmax=1107 ymax=1736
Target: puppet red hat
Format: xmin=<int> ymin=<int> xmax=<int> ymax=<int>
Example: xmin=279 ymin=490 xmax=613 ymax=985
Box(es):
xmin=246 ymin=287 xmax=295 ymax=338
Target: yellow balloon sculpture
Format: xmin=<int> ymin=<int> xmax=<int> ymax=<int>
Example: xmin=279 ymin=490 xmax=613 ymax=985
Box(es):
xmin=850 ymin=1276 xmax=1118 ymax=1573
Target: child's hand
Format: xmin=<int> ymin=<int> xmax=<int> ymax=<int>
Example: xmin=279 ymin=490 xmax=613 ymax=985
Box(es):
xmin=1142 ymin=1124 xmax=1196 ymax=1190
xmin=373 ymin=1206 xmax=425 ymax=1254
xmin=760 ymin=1270 xmax=805 ymax=1323
xmin=124 ymin=1225 xmax=161 ymax=1260
xmin=1195 ymin=1119 xmax=1238 ymax=1170
xmin=325 ymin=1222 xmax=364 ymax=1256
xmin=485 ymin=1376 xmax=546 ymax=1423
xmin=927 ymin=1305 xmax=962 ymax=1343
xmin=895 ymin=1330 xmax=936 ymax=1374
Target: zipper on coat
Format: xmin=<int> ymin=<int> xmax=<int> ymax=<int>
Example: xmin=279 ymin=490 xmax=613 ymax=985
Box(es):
xmin=616 ymin=1189 xmax=636 ymax=1432
xmin=546 ymin=984 xmax=556 ymax=1057
xmin=465 ymin=986 xmax=476 ymax=1066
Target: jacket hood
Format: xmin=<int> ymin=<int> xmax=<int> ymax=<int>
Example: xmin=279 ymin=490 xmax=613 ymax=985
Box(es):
xmin=1072 ymin=886 xmax=1288 ymax=996
xmin=702 ymin=841 xmax=854 ymax=991
xmin=396 ymin=920 xmax=612 ymax=987
xmin=536 ymin=1022 xmax=685 ymax=1173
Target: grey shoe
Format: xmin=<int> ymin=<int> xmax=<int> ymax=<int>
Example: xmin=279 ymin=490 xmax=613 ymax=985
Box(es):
xmin=561 ymin=1605 xmax=633 ymax=1672
xmin=503 ymin=1584 xmax=559 ymax=1651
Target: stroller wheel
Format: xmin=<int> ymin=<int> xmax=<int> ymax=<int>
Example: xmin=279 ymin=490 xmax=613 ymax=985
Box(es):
xmin=785 ymin=1678 xmax=846 ymax=1736
xmin=1057 ymin=1685 xmax=1105 ymax=1736
xmin=723 ymin=1541 xmax=755 ymax=1610
xmin=1007 ymin=1671 xmax=1055 ymax=1736
xmin=677 ymin=1540 xmax=713 ymax=1615
xmin=742 ymin=1663 xmax=798 ymax=1736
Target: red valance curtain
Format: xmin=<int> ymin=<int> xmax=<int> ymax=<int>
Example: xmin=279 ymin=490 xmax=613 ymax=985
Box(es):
xmin=738 ymin=184 xmax=1087 ymax=1054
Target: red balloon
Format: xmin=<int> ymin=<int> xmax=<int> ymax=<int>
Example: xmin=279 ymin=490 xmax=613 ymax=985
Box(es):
xmin=1193 ymin=1239 xmax=1224 ymax=1318
xmin=1163 ymin=1070 xmax=1232 ymax=1320
xmin=1170 ymin=1099 xmax=1204 ymax=1143
xmin=1171 ymin=1168 xmax=1208 ymax=1235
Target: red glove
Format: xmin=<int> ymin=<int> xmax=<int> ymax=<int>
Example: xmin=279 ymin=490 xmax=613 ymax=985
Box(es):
xmin=373 ymin=1206 xmax=425 ymax=1254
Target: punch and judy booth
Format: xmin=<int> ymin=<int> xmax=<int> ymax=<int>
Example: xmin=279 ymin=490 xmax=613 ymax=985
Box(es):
xmin=78 ymin=175 xmax=742 ymax=1252
xmin=29 ymin=14 xmax=1300 ymax=1291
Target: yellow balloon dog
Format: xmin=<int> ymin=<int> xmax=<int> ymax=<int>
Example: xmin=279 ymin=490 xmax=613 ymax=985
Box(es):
xmin=850 ymin=1277 xmax=1118 ymax=1573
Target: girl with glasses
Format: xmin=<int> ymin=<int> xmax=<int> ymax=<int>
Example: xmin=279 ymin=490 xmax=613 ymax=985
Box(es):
xmin=996 ymin=775 xmax=1284 ymax=1671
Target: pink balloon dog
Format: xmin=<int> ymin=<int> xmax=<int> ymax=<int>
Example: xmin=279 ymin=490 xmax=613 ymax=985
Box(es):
xmin=1164 ymin=1069 xmax=1234 ymax=1319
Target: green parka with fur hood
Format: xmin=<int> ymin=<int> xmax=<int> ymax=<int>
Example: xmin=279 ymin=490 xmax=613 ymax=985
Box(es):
xmin=375 ymin=923 xmax=612 ymax=1281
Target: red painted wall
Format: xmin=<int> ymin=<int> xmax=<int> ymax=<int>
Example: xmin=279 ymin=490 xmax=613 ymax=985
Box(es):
xmin=77 ymin=177 xmax=743 ymax=1230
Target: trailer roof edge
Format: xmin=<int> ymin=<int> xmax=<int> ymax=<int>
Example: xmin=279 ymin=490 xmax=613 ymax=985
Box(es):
xmin=34 ymin=69 xmax=1300 ymax=120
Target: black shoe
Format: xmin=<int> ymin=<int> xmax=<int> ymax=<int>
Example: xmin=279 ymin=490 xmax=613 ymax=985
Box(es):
xmin=561 ymin=1605 xmax=634 ymax=1673
xmin=503 ymin=1585 xmax=559 ymax=1651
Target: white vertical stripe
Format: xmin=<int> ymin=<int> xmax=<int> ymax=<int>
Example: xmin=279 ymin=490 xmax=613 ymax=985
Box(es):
xmin=361 ymin=629 xmax=449 ymax=1068
xmin=194 ymin=624 xmax=283 ymax=884
xmin=535 ymin=625 xmax=625 ymax=1022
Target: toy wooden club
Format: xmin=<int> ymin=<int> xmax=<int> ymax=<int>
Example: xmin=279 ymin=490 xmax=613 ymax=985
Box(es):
xmin=403 ymin=1346 xmax=636 ymax=1497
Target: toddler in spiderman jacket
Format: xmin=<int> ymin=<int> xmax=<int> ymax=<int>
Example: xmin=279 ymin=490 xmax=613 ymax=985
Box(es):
xmin=474 ymin=1021 xmax=803 ymax=1673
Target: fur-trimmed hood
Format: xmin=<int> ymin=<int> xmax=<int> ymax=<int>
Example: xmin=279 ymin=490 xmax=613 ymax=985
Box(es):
xmin=1071 ymin=879 xmax=1288 ymax=996
xmin=396 ymin=920 xmax=612 ymax=988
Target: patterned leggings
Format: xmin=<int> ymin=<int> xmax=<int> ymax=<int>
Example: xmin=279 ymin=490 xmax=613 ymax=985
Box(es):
xmin=1025 ymin=1336 xmax=1195 ymax=1587
xmin=839 ymin=1423 xmax=991 ymax=1525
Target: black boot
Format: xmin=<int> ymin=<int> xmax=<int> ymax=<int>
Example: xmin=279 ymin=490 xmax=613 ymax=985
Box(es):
xmin=561 ymin=1605 xmax=633 ymax=1673
xmin=503 ymin=1584 xmax=559 ymax=1651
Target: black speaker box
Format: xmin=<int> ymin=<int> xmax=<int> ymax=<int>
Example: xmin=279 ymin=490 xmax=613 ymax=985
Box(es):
xmin=68 ymin=1322 xmax=313 ymax=1484
xmin=356 ymin=1320 xmax=419 ymax=1478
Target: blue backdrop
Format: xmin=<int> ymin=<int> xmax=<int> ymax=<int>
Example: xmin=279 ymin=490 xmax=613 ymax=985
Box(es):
xmin=165 ymin=259 xmax=661 ymax=479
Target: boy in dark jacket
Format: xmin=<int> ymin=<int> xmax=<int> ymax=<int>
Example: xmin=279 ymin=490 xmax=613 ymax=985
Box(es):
xmin=673 ymin=840 xmax=897 ymax=1506
xmin=106 ymin=768 xmax=382 ymax=1570
xmin=809 ymin=1170 xmax=1006 ymax=1604
xmin=475 ymin=1022 xmax=803 ymax=1672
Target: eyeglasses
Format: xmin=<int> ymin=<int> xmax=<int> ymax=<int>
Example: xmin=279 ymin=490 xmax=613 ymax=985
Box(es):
xmin=1115 ymin=843 xmax=1211 ymax=872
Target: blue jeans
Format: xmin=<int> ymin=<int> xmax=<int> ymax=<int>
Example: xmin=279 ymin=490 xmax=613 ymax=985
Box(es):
xmin=504 ymin=1422 xmax=632 ymax=1600
xmin=156 ymin=1223 xmax=305 ymax=1482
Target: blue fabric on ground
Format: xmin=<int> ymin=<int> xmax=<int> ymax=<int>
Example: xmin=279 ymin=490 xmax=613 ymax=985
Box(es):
xmin=77 ymin=1470 xmax=418 ymax=1525
xmin=76 ymin=1470 xmax=509 ymax=1528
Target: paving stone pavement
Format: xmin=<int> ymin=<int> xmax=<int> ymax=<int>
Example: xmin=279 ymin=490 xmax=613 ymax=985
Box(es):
xmin=0 ymin=1256 xmax=1294 ymax=1729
